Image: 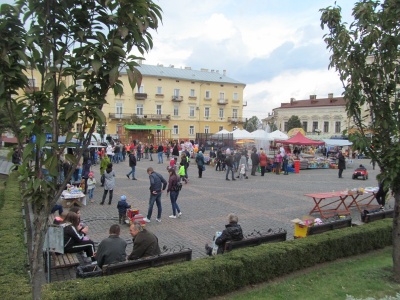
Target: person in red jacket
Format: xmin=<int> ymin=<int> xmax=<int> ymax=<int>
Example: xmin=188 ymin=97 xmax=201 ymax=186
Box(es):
xmin=259 ymin=150 xmax=268 ymax=176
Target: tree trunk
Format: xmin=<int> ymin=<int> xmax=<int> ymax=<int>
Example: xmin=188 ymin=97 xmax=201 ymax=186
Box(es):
xmin=393 ymin=191 xmax=400 ymax=282
xmin=30 ymin=203 xmax=49 ymax=300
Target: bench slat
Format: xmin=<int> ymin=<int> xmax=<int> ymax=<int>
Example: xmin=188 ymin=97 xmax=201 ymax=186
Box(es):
xmin=224 ymin=231 xmax=287 ymax=252
xmin=52 ymin=253 xmax=80 ymax=269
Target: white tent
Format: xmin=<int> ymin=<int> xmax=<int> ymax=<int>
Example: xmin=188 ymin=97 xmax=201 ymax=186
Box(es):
xmin=269 ymin=130 xmax=289 ymax=141
xmin=232 ymin=129 xmax=252 ymax=139
xmin=211 ymin=129 xmax=232 ymax=139
xmin=250 ymin=129 xmax=273 ymax=151
xmin=323 ymin=139 xmax=353 ymax=146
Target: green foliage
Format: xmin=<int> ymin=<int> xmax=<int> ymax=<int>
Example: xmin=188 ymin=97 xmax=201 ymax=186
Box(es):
xmin=42 ymin=220 xmax=392 ymax=300
xmin=320 ymin=0 xmax=400 ymax=193
xmin=244 ymin=116 xmax=260 ymax=132
xmin=287 ymin=115 xmax=302 ymax=132
xmin=0 ymin=172 xmax=32 ymax=299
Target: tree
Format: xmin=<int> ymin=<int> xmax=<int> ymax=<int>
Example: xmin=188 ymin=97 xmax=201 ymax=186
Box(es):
xmin=287 ymin=115 xmax=302 ymax=132
xmin=320 ymin=0 xmax=400 ymax=280
xmin=0 ymin=0 xmax=162 ymax=298
xmin=244 ymin=116 xmax=260 ymax=132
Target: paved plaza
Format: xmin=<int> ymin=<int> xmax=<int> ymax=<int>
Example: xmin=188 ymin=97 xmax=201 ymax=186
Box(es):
xmin=74 ymin=156 xmax=384 ymax=262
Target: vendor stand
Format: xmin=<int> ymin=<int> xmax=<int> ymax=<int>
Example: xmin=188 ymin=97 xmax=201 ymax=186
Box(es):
xmin=61 ymin=190 xmax=86 ymax=208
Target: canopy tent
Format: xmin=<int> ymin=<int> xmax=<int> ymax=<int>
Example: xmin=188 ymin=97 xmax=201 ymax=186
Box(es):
xmin=323 ymin=139 xmax=353 ymax=146
xmin=279 ymin=132 xmax=324 ymax=146
xmin=232 ymin=128 xmax=252 ymax=139
xmin=287 ymin=127 xmax=306 ymax=137
xmin=269 ymin=130 xmax=289 ymax=141
xmin=214 ymin=129 xmax=231 ymax=135
xmin=249 ymin=129 xmax=273 ymax=151
xmin=211 ymin=129 xmax=232 ymax=139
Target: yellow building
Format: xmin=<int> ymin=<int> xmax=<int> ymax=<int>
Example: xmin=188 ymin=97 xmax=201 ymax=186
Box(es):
xmin=268 ymin=94 xmax=355 ymax=139
xmin=103 ymin=63 xmax=246 ymax=143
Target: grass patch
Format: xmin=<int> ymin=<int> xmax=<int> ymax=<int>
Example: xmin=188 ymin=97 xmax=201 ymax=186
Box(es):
xmin=219 ymin=247 xmax=400 ymax=300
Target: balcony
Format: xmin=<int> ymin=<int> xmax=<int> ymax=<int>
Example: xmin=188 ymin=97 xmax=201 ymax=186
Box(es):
xmin=134 ymin=93 xmax=147 ymax=100
xmin=143 ymin=114 xmax=171 ymax=121
xmin=217 ymin=99 xmax=228 ymax=105
xmin=171 ymin=95 xmax=183 ymax=102
xmin=188 ymin=96 xmax=197 ymax=101
xmin=228 ymin=117 xmax=246 ymax=124
xmin=109 ymin=113 xmax=132 ymax=120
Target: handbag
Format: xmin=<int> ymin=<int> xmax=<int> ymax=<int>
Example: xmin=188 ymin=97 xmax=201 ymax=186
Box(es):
xmin=202 ymin=165 xmax=206 ymax=171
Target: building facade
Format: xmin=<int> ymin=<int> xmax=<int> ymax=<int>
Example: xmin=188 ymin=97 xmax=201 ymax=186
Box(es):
xmin=268 ymin=94 xmax=353 ymax=139
xmin=103 ymin=63 xmax=246 ymax=142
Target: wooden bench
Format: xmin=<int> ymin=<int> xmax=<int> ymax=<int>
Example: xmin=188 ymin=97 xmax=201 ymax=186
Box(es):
xmin=363 ymin=209 xmax=394 ymax=223
xmin=308 ymin=218 xmax=352 ymax=236
xmin=51 ymin=252 xmax=80 ymax=269
xmin=224 ymin=231 xmax=287 ymax=253
xmin=101 ymin=248 xmax=192 ymax=276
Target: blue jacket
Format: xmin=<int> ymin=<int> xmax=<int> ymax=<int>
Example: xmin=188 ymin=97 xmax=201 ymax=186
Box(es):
xmin=117 ymin=199 xmax=131 ymax=215
xmin=149 ymin=172 xmax=167 ymax=193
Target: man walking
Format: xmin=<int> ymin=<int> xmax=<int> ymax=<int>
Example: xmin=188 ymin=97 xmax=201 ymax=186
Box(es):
xmin=96 ymin=224 xmax=127 ymax=268
xmin=143 ymin=167 xmax=167 ymax=223
xmin=126 ymin=150 xmax=137 ymax=180
xmin=157 ymin=143 xmax=164 ymax=163
xmin=225 ymin=153 xmax=236 ymax=181
xmin=250 ymin=148 xmax=259 ymax=176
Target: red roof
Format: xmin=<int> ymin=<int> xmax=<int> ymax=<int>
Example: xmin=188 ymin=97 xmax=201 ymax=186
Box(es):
xmin=1 ymin=137 xmax=18 ymax=144
xmin=279 ymin=97 xmax=346 ymax=109
xmin=278 ymin=132 xmax=324 ymax=146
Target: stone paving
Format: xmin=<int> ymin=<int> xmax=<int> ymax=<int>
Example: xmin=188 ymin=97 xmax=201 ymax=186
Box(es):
xmin=71 ymin=156 xmax=384 ymax=264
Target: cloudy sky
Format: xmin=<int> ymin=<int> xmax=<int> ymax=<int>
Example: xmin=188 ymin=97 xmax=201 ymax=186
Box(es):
xmin=1 ymin=0 xmax=357 ymax=118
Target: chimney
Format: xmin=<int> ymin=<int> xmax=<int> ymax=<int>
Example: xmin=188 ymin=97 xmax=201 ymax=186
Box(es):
xmin=169 ymin=64 xmax=174 ymax=68
xmin=310 ymin=95 xmax=316 ymax=100
xmin=184 ymin=67 xmax=191 ymax=70
xmin=200 ymin=68 xmax=208 ymax=72
xmin=328 ymin=93 xmax=333 ymax=99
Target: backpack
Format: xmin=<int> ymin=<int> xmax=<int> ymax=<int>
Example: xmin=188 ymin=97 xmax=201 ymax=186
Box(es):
xmin=174 ymin=182 xmax=183 ymax=192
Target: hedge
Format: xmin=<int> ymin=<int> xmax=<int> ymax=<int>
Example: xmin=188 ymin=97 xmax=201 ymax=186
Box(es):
xmin=42 ymin=219 xmax=393 ymax=300
xmin=0 ymin=172 xmax=31 ymax=299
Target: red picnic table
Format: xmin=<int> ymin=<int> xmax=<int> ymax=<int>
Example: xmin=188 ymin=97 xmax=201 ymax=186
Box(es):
xmin=305 ymin=189 xmax=379 ymax=218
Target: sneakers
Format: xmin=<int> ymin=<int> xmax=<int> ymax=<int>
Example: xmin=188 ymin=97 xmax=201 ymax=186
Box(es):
xmin=156 ymin=218 xmax=162 ymax=223
xmin=143 ymin=217 xmax=151 ymax=223
xmin=226 ymin=178 xmax=230 ymax=181
xmin=178 ymin=212 xmax=182 ymax=217
xmin=169 ymin=215 xmax=177 ymax=219
xmin=126 ymin=174 xmax=130 ymax=179
xmin=132 ymin=178 xmax=137 ymax=180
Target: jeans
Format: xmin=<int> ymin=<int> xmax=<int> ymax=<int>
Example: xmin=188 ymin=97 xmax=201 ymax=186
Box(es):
xmin=137 ymin=152 xmax=141 ymax=161
xmin=147 ymin=192 xmax=162 ymax=219
xmin=127 ymin=166 xmax=136 ymax=179
xmin=149 ymin=152 xmax=153 ymax=161
xmin=88 ymin=188 xmax=94 ymax=200
xmin=198 ymin=165 xmax=203 ymax=178
xmin=158 ymin=152 xmax=163 ymax=163
xmin=226 ymin=166 xmax=234 ymax=179
xmin=101 ymin=189 xmax=113 ymax=204
xmin=170 ymin=191 xmax=181 ymax=216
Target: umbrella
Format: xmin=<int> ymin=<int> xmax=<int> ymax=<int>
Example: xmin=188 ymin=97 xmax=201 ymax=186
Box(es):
xmin=287 ymin=128 xmax=306 ymax=137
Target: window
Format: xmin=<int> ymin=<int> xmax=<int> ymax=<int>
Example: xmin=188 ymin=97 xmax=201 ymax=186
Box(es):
xmin=76 ymin=123 xmax=83 ymax=133
xmin=219 ymin=108 xmax=224 ymax=118
xmin=335 ymin=121 xmax=341 ymax=133
xmin=219 ymin=92 xmax=225 ymax=100
xmin=284 ymin=122 xmax=288 ymax=132
xmin=173 ymin=125 xmax=179 ymax=135
xmin=232 ymin=109 xmax=238 ymax=118
xmin=204 ymin=126 xmax=209 ymax=134
xmin=204 ymin=107 xmax=210 ymax=118
xmin=116 ymin=103 xmax=123 ymax=118
xmin=189 ymin=126 xmax=194 ymax=135
xmin=324 ymin=121 xmax=329 ymax=133
xmin=136 ymin=104 xmax=143 ymax=116
xmin=174 ymin=89 xmax=180 ymax=96
xmin=205 ymin=90 xmax=211 ymax=99
xmin=312 ymin=121 xmax=318 ymax=132
xmin=233 ymin=92 xmax=238 ymax=100
xmin=189 ymin=106 xmax=195 ymax=117
xmin=75 ymin=79 xmax=83 ymax=91
xmin=173 ymin=105 xmax=179 ymax=116
xmin=156 ymin=105 xmax=162 ymax=115
xmin=219 ymin=126 xmax=223 ymax=131
xmin=157 ymin=86 xmax=162 ymax=94
xmin=138 ymin=85 xmax=144 ymax=93
xmin=28 ymin=78 xmax=36 ymax=87
xmin=190 ymin=89 xmax=195 ymax=97
xmin=302 ymin=121 xmax=308 ymax=132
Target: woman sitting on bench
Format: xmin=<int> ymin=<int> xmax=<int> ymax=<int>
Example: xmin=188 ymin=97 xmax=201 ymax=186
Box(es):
xmin=63 ymin=212 xmax=96 ymax=262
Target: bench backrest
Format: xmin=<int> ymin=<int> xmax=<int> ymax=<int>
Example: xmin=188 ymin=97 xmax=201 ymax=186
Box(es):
xmin=308 ymin=218 xmax=352 ymax=235
xmin=365 ymin=209 xmax=394 ymax=223
xmin=102 ymin=248 xmax=192 ymax=276
xmin=224 ymin=231 xmax=287 ymax=253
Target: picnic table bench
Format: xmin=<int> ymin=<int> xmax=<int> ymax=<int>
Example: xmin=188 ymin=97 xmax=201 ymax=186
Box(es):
xmin=224 ymin=231 xmax=287 ymax=253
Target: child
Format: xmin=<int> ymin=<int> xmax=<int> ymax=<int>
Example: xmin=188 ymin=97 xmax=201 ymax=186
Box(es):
xmin=117 ymin=195 xmax=131 ymax=224
xmin=239 ymin=164 xmax=246 ymax=180
xmin=178 ymin=164 xmax=188 ymax=184
xmin=87 ymin=172 xmax=96 ymax=203
xmin=169 ymin=157 xmax=176 ymax=170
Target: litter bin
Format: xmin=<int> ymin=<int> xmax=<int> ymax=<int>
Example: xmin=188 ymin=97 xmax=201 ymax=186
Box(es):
xmin=294 ymin=160 xmax=300 ymax=174
xmin=76 ymin=264 xmax=103 ymax=278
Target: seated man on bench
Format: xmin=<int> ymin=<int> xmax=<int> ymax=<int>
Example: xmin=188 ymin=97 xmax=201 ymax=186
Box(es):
xmin=205 ymin=213 xmax=244 ymax=255
xmin=128 ymin=222 xmax=161 ymax=260
xmin=96 ymin=224 xmax=127 ymax=268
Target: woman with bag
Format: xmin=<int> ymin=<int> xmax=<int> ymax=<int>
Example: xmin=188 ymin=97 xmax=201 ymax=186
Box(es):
xmin=100 ymin=163 xmax=115 ymax=205
xmin=167 ymin=168 xmax=182 ymax=219
xmin=195 ymin=151 xmax=205 ymax=178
